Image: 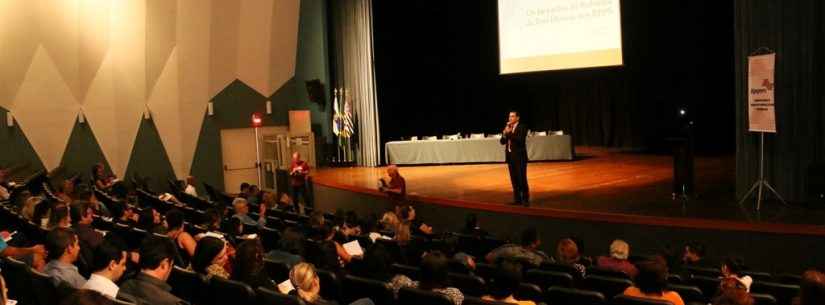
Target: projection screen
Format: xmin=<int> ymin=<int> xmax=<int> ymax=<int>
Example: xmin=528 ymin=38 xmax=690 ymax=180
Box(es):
xmin=498 ymin=0 xmax=623 ymax=74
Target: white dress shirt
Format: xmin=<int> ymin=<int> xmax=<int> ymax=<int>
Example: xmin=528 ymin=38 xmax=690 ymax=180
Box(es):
xmin=82 ymin=273 xmax=120 ymax=299
xmin=184 ymin=184 xmax=198 ymax=197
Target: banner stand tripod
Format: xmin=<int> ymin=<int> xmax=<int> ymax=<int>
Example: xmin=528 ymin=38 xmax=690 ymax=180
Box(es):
xmin=737 ymin=132 xmax=788 ymax=211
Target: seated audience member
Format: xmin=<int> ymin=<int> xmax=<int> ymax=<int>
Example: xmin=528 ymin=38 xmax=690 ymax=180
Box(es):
xmin=352 ymin=242 xmax=394 ymax=281
xmin=390 ymin=251 xmax=464 ymax=305
xmin=482 ymin=259 xmax=536 ymax=305
xmin=380 ymin=211 xmax=400 ymax=233
xmin=712 ymin=288 xmax=754 ymax=305
xmin=259 ymin=190 xmax=277 ymax=210
xmin=267 ymin=226 xmax=305 ymax=267
xmin=20 ymin=192 xmax=40 ymax=221
xmin=398 ymin=205 xmax=433 ymax=235
xmin=191 ymin=236 xmax=230 ymax=279
xmin=714 ymin=278 xmax=749 ymax=300
xmin=46 ymin=203 xmax=72 ymax=230
xmin=92 ymin=163 xmax=116 ymax=192
xmin=247 ymin=184 xmax=261 ymax=205
xmin=164 ymin=209 xmax=197 ymax=259
xmin=794 ymin=269 xmax=825 ymax=305
xmin=721 ymin=257 xmax=753 ymax=292
xmin=556 ymin=238 xmax=588 ymax=278
xmin=183 ymin=176 xmax=198 ymax=197
xmin=0 ymin=168 xmax=9 ymax=200
xmin=231 ymin=197 xmax=267 ymax=228
xmin=59 ymin=289 xmax=116 ymax=305
xmin=82 ymin=239 xmax=128 ymax=299
xmin=379 ymin=165 xmax=406 ymax=205
xmin=137 ymin=207 xmax=164 ymax=233
xmin=289 ymin=262 xmax=373 ymax=305
xmin=460 ymin=213 xmax=488 ymax=237
xmin=315 ymin=223 xmax=353 ymax=269
xmin=622 ymin=257 xmax=685 ymax=305
xmin=54 ymin=177 xmax=76 ymax=203
xmin=364 ymin=215 xmax=392 ymax=243
xmin=486 ymin=227 xmax=552 ymax=268
xmin=119 ymin=236 xmax=185 ymax=305
xmin=74 ymin=184 xmax=110 ymax=217
xmin=44 ymin=228 xmax=87 ymax=288
xmin=683 ymin=241 xmax=712 ymax=267
xmin=233 ymin=239 xmax=276 ymax=289
xmin=289 ymin=262 xmax=338 ymax=305
xmin=596 ymin=239 xmax=639 ymax=279
xmin=200 ymin=207 xmax=223 ymax=231
xmin=238 ymin=182 xmax=251 ymax=198
xmin=71 ymin=200 xmax=103 ymax=249
xmin=277 ymin=192 xmax=297 ymax=212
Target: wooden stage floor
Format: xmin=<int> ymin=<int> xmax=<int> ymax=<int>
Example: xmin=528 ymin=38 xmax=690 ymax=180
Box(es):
xmin=313 ymin=148 xmax=825 ymax=232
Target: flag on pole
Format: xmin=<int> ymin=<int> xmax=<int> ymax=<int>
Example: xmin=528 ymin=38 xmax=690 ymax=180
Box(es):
xmin=342 ymin=89 xmax=355 ymax=138
xmin=332 ymin=88 xmax=343 ymax=137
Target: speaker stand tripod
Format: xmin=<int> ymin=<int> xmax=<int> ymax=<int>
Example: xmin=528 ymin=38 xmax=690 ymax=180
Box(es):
xmin=738 ymin=132 xmax=788 ymax=211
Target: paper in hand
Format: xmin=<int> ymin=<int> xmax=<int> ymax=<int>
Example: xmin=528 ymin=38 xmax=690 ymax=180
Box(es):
xmin=278 ymin=279 xmax=295 ymax=294
xmin=342 ymin=240 xmax=364 ymax=257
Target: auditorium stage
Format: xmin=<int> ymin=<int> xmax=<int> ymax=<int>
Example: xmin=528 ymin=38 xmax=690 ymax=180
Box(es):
xmin=313 ymin=147 xmax=825 ymax=235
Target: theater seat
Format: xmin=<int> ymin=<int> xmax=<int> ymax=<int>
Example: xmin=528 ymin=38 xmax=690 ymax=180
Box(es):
xmin=582 ymin=275 xmax=633 ymax=299
xmin=666 ymin=284 xmax=705 ymax=304
xmin=750 ymin=293 xmax=777 ymax=305
xmin=342 ymin=275 xmax=396 ymax=305
xmin=30 ymin=269 xmax=60 ymax=305
xmin=398 ymin=287 xmax=454 ymax=305
xmin=750 ymin=282 xmax=800 ymax=305
xmin=545 ymin=286 xmax=606 ymax=305
xmin=612 ymin=295 xmax=675 ymax=305
xmin=1 ymin=257 xmax=34 ymax=305
xmin=688 ymin=275 xmax=720 ymax=299
xmin=391 ymin=263 xmax=420 ymax=280
xmin=743 ymin=271 xmax=773 ymax=282
xmin=256 ymin=287 xmax=305 ymax=305
xmin=514 ymin=283 xmax=544 ymax=303
xmin=448 ymin=272 xmax=486 ymax=297
xmin=588 ymin=266 xmax=632 ymax=280
xmin=684 ymin=266 xmax=721 ymax=278
xmin=316 ymin=268 xmax=342 ymax=301
xmin=463 ymin=296 xmax=513 ymax=305
xmin=208 ymin=277 xmax=256 ymax=305
xmin=525 ymin=269 xmax=574 ymax=288
xmin=168 ymin=266 xmax=207 ymax=305
xmin=263 ymin=259 xmax=292 ymax=282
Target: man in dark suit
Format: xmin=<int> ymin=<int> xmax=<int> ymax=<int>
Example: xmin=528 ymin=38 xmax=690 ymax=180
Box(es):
xmin=500 ymin=111 xmax=530 ymax=205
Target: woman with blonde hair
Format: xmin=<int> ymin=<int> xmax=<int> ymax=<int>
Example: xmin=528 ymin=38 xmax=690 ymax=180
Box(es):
xmin=290 ymin=263 xmax=323 ymax=303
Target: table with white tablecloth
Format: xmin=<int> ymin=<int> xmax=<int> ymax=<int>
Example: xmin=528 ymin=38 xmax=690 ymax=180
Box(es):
xmin=384 ymin=135 xmax=574 ymax=165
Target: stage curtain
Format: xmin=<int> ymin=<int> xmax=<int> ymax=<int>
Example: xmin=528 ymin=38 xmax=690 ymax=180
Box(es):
xmin=734 ymin=0 xmax=825 ymax=203
xmin=329 ymin=0 xmax=381 ymax=167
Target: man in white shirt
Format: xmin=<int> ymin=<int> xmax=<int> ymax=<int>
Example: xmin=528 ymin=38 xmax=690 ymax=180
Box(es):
xmin=183 ymin=176 xmax=198 ymax=197
xmin=82 ymin=239 xmax=127 ymax=299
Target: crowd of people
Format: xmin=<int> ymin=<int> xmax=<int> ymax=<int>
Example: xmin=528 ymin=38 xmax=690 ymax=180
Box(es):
xmin=1 ymin=164 xmax=824 ymax=305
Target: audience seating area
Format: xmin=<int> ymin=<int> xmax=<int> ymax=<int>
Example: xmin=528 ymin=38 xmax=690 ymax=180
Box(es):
xmin=0 ymin=170 xmax=814 ymax=305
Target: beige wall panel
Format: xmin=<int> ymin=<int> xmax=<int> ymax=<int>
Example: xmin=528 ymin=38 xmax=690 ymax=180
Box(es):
xmin=0 ymin=0 xmax=41 ymax=109
xmin=146 ymin=0 xmax=178 ymax=97
xmin=37 ymin=0 xmax=81 ymax=101
xmin=82 ymin=52 xmax=121 ymax=175
xmin=208 ymin=0 xmax=240 ymax=97
xmin=146 ymin=49 xmax=183 ymax=177
xmin=110 ymin=0 xmax=147 ymax=178
xmin=77 ymin=0 xmax=111 ymax=103
xmin=12 ymin=47 xmax=80 ymax=170
xmin=175 ymin=0 xmax=211 ymax=178
xmin=237 ymin=0 xmax=274 ymax=95
xmin=269 ymin=0 xmax=300 ymax=94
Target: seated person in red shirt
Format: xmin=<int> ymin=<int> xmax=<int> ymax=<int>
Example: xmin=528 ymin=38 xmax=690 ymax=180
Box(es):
xmin=379 ymin=165 xmax=406 ymax=204
xmin=596 ymin=239 xmax=639 ymax=279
